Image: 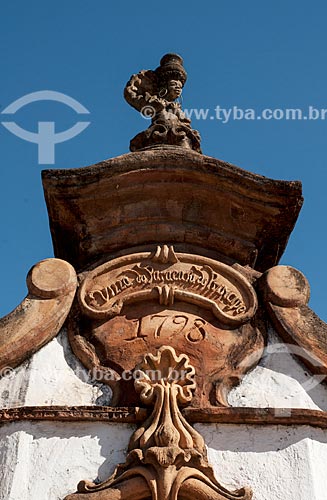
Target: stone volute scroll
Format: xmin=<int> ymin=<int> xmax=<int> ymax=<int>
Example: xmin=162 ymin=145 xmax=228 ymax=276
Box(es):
xmin=0 ymin=258 xmax=77 ymax=372
xmin=124 ymin=53 xmax=202 ymax=153
xmin=260 ymin=265 xmax=327 ymax=376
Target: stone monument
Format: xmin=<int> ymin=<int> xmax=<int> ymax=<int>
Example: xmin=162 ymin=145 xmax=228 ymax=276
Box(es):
xmin=0 ymin=54 xmax=327 ymax=500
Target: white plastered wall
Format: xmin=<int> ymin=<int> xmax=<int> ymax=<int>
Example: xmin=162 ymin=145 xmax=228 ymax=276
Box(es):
xmin=0 ymin=326 xmax=327 ymax=500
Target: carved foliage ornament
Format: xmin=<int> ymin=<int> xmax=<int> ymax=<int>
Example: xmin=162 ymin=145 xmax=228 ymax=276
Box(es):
xmin=65 ymin=346 xmax=252 ymax=500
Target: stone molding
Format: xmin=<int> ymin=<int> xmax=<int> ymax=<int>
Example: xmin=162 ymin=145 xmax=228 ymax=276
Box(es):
xmin=42 ymin=148 xmax=303 ymax=272
xmin=1 ymin=406 xmax=327 ymax=428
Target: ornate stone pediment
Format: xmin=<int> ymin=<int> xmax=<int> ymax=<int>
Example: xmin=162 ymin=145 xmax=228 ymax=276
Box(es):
xmin=6 ymin=51 xmax=327 ymax=500
xmin=69 ymin=246 xmax=264 ymax=408
xmin=65 ymin=247 xmax=263 ymax=498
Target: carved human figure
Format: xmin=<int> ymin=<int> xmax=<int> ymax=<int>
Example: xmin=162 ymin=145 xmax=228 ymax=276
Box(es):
xmin=151 ymin=78 xmax=191 ymax=129
xmin=165 ymin=79 xmax=182 ymax=99
xmin=124 ymin=53 xmax=202 ymax=153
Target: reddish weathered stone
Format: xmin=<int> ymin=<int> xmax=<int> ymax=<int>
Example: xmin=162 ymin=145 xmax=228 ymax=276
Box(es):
xmin=260 ymin=265 xmax=327 ymax=377
xmin=261 ymin=265 xmax=310 ymax=307
xmin=0 ymin=258 xmax=77 ymax=372
xmin=68 ymin=248 xmax=266 ymax=408
xmin=1 ymin=405 xmax=327 ymax=428
xmin=42 ymin=148 xmax=303 ymax=273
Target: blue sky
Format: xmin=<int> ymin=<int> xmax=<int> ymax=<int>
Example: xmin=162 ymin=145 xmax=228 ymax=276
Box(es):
xmin=1 ymin=1 xmax=327 ymax=320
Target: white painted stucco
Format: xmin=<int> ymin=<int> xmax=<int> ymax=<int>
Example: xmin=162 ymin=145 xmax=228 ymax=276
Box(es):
xmin=229 ymin=328 xmax=327 ymax=411
xmin=0 ymin=329 xmax=112 ymax=409
xmin=1 ymin=421 xmax=327 ymax=500
xmin=1 ymin=326 xmax=326 ymax=411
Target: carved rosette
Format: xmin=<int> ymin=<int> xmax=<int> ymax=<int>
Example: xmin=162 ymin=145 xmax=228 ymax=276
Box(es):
xmin=68 ymin=246 xmax=265 ymax=408
xmin=65 ymin=346 xmax=252 ymax=500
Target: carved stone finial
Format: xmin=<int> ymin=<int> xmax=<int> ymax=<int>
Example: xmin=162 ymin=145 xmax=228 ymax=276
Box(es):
xmin=124 ymin=53 xmax=202 ymax=153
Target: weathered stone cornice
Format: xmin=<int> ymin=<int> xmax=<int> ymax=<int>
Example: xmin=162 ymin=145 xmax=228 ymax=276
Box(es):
xmin=1 ymin=405 xmax=327 ymax=428
xmin=42 ymin=148 xmax=303 ymax=273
